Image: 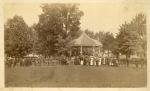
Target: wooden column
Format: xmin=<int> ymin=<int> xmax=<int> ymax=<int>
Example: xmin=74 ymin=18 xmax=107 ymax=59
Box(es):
xmin=93 ymin=45 xmax=95 ymax=56
xmin=70 ymin=47 xmax=72 ymax=57
xmin=80 ymin=45 xmax=83 ymax=55
xmin=98 ymin=46 xmax=101 ymax=56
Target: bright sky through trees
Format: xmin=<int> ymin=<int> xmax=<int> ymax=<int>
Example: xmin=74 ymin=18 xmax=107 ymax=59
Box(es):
xmin=4 ymin=3 xmax=147 ymax=34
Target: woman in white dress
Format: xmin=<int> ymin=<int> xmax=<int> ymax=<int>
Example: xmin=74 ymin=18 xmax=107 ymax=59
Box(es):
xmin=80 ymin=60 xmax=84 ymax=65
xmin=98 ymin=57 xmax=102 ymax=66
xmin=90 ymin=56 xmax=94 ymax=66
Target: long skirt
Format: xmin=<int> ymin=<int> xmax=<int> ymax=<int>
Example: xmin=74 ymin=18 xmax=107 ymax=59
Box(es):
xmin=90 ymin=60 xmax=94 ymax=65
xmin=98 ymin=60 xmax=102 ymax=65
xmin=80 ymin=60 xmax=84 ymax=65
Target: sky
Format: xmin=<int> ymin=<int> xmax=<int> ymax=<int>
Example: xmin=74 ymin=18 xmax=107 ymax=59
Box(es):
xmin=3 ymin=2 xmax=147 ymax=35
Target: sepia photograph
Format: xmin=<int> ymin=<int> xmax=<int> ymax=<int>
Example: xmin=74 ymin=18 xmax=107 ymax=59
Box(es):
xmin=3 ymin=1 xmax=147 ymax=88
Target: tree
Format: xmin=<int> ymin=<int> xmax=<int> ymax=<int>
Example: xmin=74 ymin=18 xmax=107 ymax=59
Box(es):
xmin=5 ymin=15 xmax=32 ymax=58
xmin=84 ymin=29 xmax=95 ymax=39
xmin=29 ymin=23 xmax=40 ymax=55
xmin=116 ymin=13 xmax=146 ymax=65
xmin=101 ymin=32 xmax=114 ymax=50
xmin=60 ymin=4 xmax=84 ymax=39
xmin=35 ymin=3 xmax=83 ymax=56
xmin=84 ymin=29 xmax=117 ymax=57
xmin=95 ymin=31 xmax=105 ymax=42
xmin=101 ymin=32 xmax=115 ymax=56
xmin=130 ymin=13 xmax=146 ymax=58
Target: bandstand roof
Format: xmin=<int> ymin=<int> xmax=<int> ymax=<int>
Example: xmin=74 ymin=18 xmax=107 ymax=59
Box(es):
xmin=70 ymin=32 xmax=102 ymax=47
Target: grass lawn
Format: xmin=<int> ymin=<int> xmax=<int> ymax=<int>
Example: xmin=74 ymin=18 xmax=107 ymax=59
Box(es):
xmin=5 ymin=65 xmax=147 ymax=87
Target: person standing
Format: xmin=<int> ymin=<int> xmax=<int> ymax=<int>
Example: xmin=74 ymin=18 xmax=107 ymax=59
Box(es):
xmin=90 ymin=56 xmax=94 ymax=66
xmin=98 ymin=57 xmax=102 ymax=66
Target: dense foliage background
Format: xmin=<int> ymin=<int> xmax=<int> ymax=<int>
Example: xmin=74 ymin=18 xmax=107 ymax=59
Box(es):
xmin=4 ymin=4 xmax=146 ymax=62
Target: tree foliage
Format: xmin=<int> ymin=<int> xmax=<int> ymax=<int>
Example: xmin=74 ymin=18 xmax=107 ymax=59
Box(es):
xmin=84 ymin=13 xmax=146 ymax=59
xmin=35 ymin=3 xmax=83 ymax=56
xmin=84 ymin=29 xmax=116 ymax=56
xmin=116 ymin=13 xmax=146 ymax=58
xmin=5 ymin=15 xmax=32 ymax=57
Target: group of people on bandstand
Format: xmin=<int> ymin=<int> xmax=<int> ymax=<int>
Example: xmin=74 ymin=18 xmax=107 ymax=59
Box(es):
xmin=70 ymin=53 xmax=119 ymax=66
xmin=69 ymin=32 xmax=119 ymax=66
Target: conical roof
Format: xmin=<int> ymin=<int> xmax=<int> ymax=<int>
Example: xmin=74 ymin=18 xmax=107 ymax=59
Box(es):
xmin=70 ymin=32 xmax=102 ymax=47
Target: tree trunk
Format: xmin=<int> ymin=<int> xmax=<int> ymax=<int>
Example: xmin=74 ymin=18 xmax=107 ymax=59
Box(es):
xmin=126 ymin=54 xmax=130 ymax=67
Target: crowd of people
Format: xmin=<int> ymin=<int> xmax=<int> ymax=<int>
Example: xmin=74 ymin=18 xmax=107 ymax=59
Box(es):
xmin=70 ymin=55 xmax=119 ymax=66
xmin=5 ymin=54 xmax=120 ymax=67
xmin=5 ymin=53 xmax=147 ymax=68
